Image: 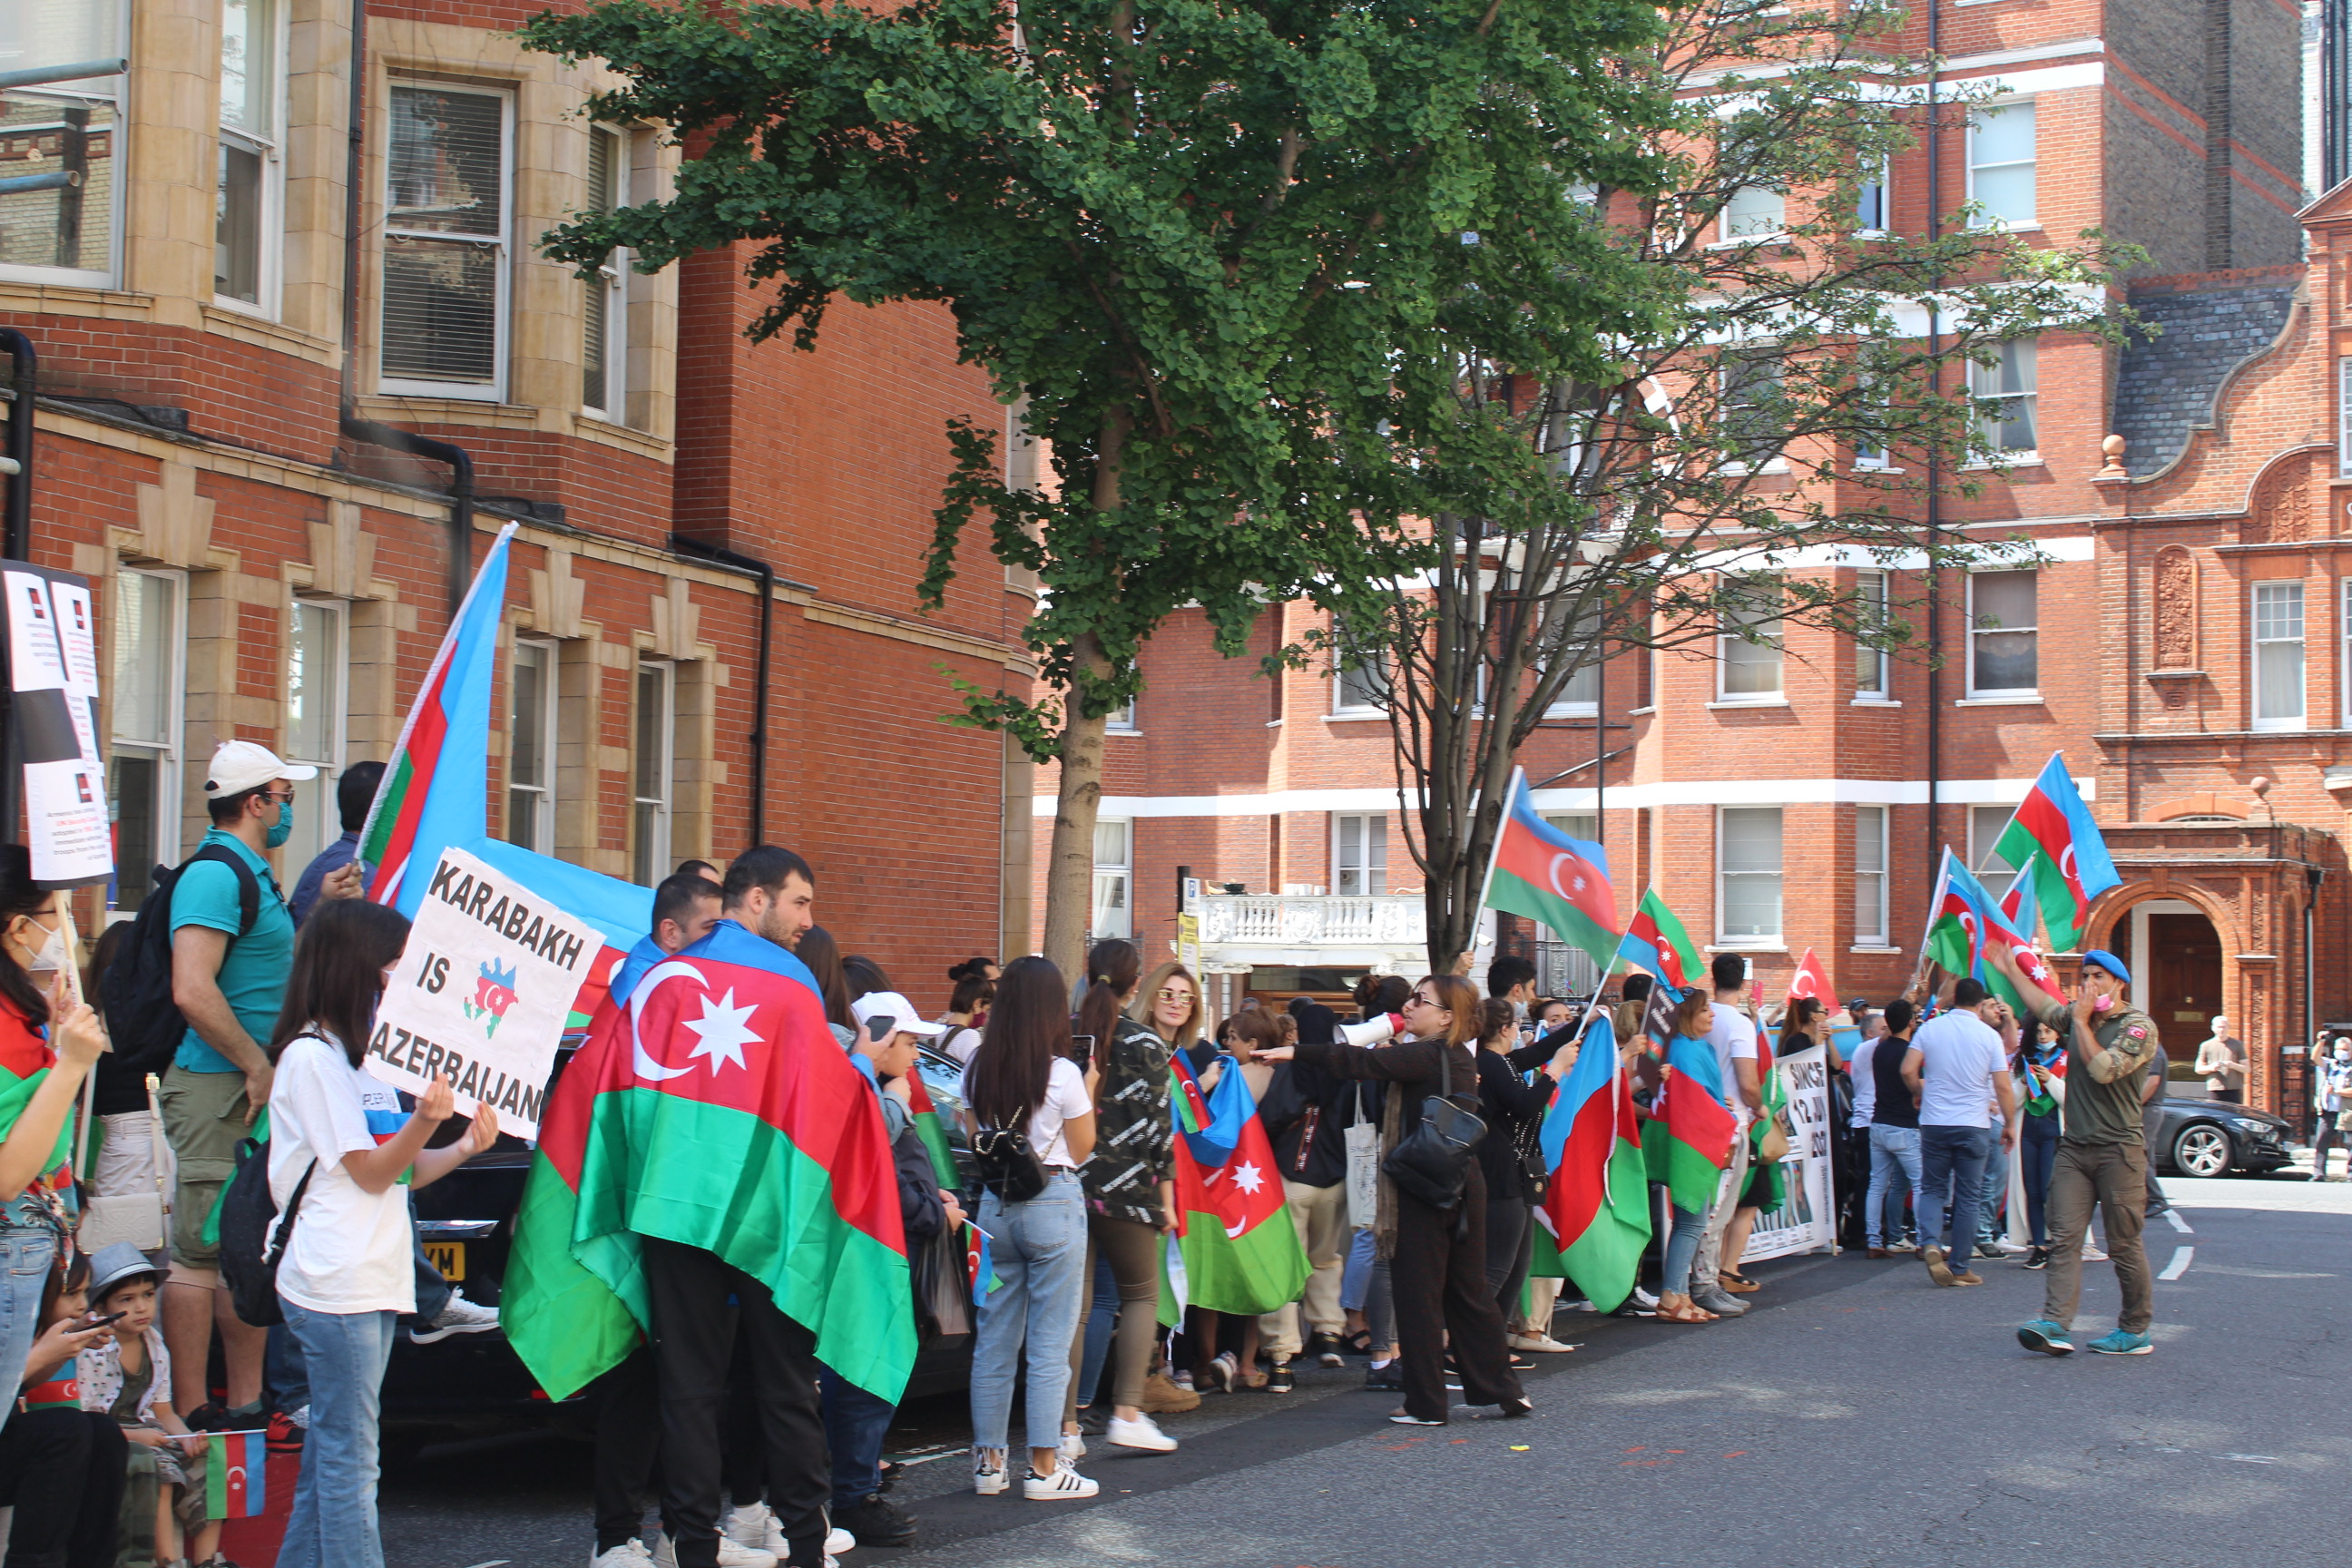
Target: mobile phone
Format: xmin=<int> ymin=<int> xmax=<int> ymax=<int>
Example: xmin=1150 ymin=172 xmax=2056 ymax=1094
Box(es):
xmin=1069 ymin=1034 xmax=1096 ymax=1069
xmin=863 ymin=1016 xmax=897 ymax=1041
xmin=83 ymin=1310 xmax=125 ymax=1328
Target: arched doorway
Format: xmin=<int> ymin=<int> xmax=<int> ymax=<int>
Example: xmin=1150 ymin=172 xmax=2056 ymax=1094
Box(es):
xmin=2119 ymin=898 xmax=2225 ymax=1071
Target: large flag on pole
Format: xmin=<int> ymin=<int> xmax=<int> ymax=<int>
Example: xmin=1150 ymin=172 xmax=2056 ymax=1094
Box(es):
xmin=1616 ymin=888 xmax=1704 ymax=994
xmin=1168 ymin=1054 xmax=1310 ymax=1316
xmin=500 ymin=919 xmax=915 ymax=1402
xmin=360 ymin=523 xmax=517 ymax=912
xmin=1533 ymin=1019 xmax=1651 ymax=1312
xmin=1990 ymin=752 xmax=2120 ymax=951
xmin=1923 ymin=849 xmax=2061 ymax=1013
xmin=1483 ymin=769 xmax=1619 ymax=974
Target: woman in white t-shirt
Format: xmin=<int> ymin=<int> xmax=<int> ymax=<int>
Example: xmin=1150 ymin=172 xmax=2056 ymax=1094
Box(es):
xmin=936 ymin=962 xmax=995 ymax=1066
xmin=266 ymin=900 xmax=500 ymax=1568
xmin=959 ymin=956 xmax=1097 ymax=1502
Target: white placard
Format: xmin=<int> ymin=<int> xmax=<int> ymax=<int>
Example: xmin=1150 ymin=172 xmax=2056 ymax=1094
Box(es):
xmin=2 ymin=571 xmax=67 ymax=692
xmin=1742 ymin=1043 xmax=1838 ymax=1262
xmin=46 ymin=580 xmax=98 ymax=698
xmin=365 ymin=846 xmax=602 ymax=1138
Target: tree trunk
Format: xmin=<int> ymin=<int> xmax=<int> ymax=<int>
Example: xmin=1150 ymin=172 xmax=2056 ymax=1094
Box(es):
xmin=1041 ymin=632 xmax=1112 ymax=984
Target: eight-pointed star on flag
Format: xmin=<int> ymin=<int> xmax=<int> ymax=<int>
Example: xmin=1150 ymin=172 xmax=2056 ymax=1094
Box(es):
xmin=1230 ymin=1161 xmax=1266 ymax=1196
xmin=682 ymin=987 xmax=762 ymax=1074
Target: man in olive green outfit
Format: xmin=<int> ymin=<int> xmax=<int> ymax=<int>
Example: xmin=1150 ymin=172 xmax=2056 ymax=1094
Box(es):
xmin=1991 ymin=946 xmax=2161 ymax=1357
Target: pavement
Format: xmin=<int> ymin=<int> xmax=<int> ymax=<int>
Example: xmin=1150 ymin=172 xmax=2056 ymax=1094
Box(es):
xmin=387 ymin=1171 xmax=2351 ymax=1568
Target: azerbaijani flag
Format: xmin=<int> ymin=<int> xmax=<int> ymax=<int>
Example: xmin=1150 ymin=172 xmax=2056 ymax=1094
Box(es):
xmin=205 ymin=1429 xmax=269 ymax=1519
xmin=906 ymin=1072 xmax=961 ymax=1191
xmin=1991 ymin=752 xmax=2121 ymax=951
xmin=359 ymin=522 xmax=516 ymax=912
xmin=1924 ymin=848 xmax=2060 ymax=1013
xmin=1533 ymin=1019 xmax=1651 ymax=1313
xmin=965 ymin=1221 xmax=997 ymax=1307
xmin=1168 ymin=1054 xmax=1310 ymax=1317
xmin=0 ymin=1000 xmax=74 ymax=1198
xmin=500 ymin=918 xmax=914 ymax=1402
xmin=1616 ymin=888 xmax=1704 ymax=994
xmin=1650 ymin=1031 xmax=1738 ymax=1211
xmin=1999 ymin=856 xmax=2067 ymax=1006
xmin=1484 ymin=769 xmax=1619 ymax=971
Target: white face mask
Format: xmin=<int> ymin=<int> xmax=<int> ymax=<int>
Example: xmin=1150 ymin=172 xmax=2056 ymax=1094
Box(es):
xmin=15 ymin=918 xmax=63 ymax=975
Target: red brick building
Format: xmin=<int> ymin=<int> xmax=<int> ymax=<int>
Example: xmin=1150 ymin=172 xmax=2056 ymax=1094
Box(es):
xmin=1041 ymin=0 xmax=2350 ymax=1124
xmin=2 ymin=0 xmax=1034 ymax=995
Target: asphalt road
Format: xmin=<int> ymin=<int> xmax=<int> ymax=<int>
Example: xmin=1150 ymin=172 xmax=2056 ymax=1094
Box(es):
xmin=386 ymin=1171 xmax=2349 ymax=1568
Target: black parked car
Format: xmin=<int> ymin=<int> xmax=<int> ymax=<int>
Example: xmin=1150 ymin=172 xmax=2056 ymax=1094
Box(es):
xmin=383 ymin=1041 xmax=978 ymax=1448
xmin=2151 ymin=1094 xmax=2294 ymax=1178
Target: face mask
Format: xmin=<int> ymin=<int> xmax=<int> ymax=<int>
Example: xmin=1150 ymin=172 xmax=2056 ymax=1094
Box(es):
xmin=266 ymin=799 xmax=293 ymax=849
xmin=2092 ymin=995 xmax=2114 ymax=1013
xmin=17 ymin=920 xmax=63 ymax=975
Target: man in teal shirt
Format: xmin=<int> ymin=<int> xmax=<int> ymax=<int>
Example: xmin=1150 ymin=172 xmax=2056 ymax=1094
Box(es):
xmin=159 ymin=740 xmax=361 ymax=1425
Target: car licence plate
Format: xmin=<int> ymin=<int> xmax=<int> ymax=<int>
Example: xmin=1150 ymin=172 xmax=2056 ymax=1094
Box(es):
xmin=421 ymin=1241 xmax=466 ymax=1281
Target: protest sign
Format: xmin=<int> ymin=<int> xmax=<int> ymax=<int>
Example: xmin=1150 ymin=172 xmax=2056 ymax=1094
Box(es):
xmin=2 ymin=563 xmax=110 ymax=886
xmin=1743 ymin=1042 xmax=1837 ymax=1262
xmin=366 ymin=845 xmax=599 ymax=1138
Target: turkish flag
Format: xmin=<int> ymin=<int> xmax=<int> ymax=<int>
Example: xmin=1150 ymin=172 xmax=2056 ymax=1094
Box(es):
xmin=1786 ymin=946 xmax=1831 ymax=1006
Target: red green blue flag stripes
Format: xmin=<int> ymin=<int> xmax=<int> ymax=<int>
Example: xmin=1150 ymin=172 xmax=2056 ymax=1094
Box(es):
xmin=1990 ymin=752 xmax=2120 ymax=952
xmin=1650 ymin=1032 xmax=1738 ymax=1211
xmin=1532 ymin=1019 xmax=1651 ymax=1312
xmin=1616 ymin=888 xmax=1703 ymax=995
xmin=906 ymin=1072 xmax=962 ymax=1192
xmin=501 ymin=918 xmax=914 ymax=1402
xmin=1484 ymin=769 xmax=1619 ymax=972
xmin=205 ymin=1429 xmax=269 ymax=1519
xmin=1924 ymin=849 xmax=2062 ymax=1013
xmin=360 ymin=522 xmax=516 ymax=912
xmin=1168 ymin=1054 xmax=1309 ymax=1317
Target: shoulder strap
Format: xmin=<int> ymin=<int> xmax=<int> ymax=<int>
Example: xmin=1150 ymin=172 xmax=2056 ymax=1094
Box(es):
xmin=190 ymin=843 xmax=263 ymax=939
xmin=265 ymin=1159 xmax=319 ymax=1267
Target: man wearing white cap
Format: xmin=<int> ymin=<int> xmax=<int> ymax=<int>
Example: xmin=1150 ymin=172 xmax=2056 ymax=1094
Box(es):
xmin=160 ymin=740 xmax=361 ymax=1427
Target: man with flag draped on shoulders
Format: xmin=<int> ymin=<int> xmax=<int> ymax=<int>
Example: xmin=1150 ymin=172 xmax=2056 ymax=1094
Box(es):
xmin=502 ymin=847 xmax=909 ymax=1568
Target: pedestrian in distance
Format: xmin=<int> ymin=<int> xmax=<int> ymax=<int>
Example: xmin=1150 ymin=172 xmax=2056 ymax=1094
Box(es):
xmin=1994 ymin=946 xmax=2164 ymax=1357
xmin=2193 ymin=1016 xmax=2246 ymax=1105
xmin=2315 ymin=1038 xmax=2352 ymax=1181
xmin=266 ymin=897 xmax=501 ymax=1568
xmin=1863 ymin=999 xmax=1922 ymax=1257
xmin=2017 ymin=1016 xmax=2066 ymax=1269
xmin=1901 ymin=976 xmax=2019 ymax=1288
xmin=962 ymin=956 xmax=1100 ymax=1500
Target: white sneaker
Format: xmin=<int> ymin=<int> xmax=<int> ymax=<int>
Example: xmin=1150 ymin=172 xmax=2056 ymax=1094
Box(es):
xmin=2082 ymin=1244 xmax=2109 ymax=1261
xmin=1057 ymin=1430 xmax=1087 ymax=1464
xmin=1106 ymin=1414 xmax=1178 ymax=1453
xmin=722 ymin=1502 xmax=784 ymax=1556
xmin=410 ymin=1290 xmax=503 ymax=1344
xmin=1629 ymin=1286 xmax=1660 ymax=1309
xmin=1024 ymin=1465 xmax=1100 ymax=1500
xmin=1508 ymin=1332 xmax=1576 ymax=1353
xmin=1991 ymin=1239 xmax=2031 ymax=1255
xmin=591 ymin=1543 xmax=652 ymax=1568
xmin=973 ymin=1449 xmax=1009 ymax=1495
xmin=653 ymin=1535 xmax=776 ymax=1568
xmin=824 ymin=1526 xmax=854 ymax=1556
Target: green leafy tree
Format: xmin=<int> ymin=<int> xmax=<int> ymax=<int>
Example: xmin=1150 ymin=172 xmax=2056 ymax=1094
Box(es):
xmin=1319 ymin=0 xmax=2140 ymax=973
xmin=523 ymin=0 xmax=1673 ymax=977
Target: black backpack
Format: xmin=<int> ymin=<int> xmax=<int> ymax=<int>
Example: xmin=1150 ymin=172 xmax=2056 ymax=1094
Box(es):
xmin=218 ymin=1133 xmax=313 ymax=1328
xmin=98 ymin=845 xmax=262 ymax=1077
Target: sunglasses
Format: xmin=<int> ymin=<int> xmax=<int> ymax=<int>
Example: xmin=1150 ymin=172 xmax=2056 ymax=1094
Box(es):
xmin=1154 ymin=988 xmax=1193 ymax=1004
xmin=1408 ymin=991 xmax=1447 ymax=1010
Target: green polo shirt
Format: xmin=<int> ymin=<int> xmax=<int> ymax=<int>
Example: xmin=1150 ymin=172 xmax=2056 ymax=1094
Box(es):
xmin=169 ymin=828 xmax=294 ymax=1073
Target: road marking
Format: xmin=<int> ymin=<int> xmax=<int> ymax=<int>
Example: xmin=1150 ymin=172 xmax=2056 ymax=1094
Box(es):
xmin=2164 ymin=1210 xmax=2193 ymax=1234
xmin=464 ymin=1561 xmax=512 ymax=1567
xmin=2160 ymin=1245 xmax=2193 ymax=1280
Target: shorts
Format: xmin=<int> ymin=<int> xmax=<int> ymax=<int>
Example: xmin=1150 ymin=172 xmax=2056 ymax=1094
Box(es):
xmin=157 ymin=1067 xmax=254 ymax=1270
xmin=2336 ymin=1109 xmax=2352 ymax=1134
xmin=91 ymin=1111 xmax=171 ymax=1200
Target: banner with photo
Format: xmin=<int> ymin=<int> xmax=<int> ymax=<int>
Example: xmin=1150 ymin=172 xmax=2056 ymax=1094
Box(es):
xmin=2 ymin=562 xmax=111 ymax=887
xmin=1743 ymin=1042 xmax=1837 ymax=1262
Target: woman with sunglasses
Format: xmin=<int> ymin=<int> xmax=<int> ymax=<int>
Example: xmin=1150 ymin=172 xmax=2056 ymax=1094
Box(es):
xmin=1261 ymin=975 xmax=1529 ymax=1426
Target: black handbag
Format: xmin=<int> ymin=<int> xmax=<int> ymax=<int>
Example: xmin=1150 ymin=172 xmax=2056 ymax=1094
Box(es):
xmin=970 ymin=1127 xmax=1048 ymax=1202
xmin=1380 ymin=1043 xmax=1486 ymax=1210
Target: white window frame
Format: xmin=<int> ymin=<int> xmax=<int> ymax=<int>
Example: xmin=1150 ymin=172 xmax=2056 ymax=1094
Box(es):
xmin=0 ymin=37 xmax=127 ymax=289
xmin=1966 ymin=99 xmax=2037 ymax=229
xmin=507 ymin=637 xmax=559 ymax=855
xmin=1542 ymin=637 xmax=1602 ymax=718
xmin=1719 ymin=349 xmax=1785 ymax=473
xmin=213 ymin=0 xmax=286 ymax=317
xmin=1965 ymin=569 xmax=2039 ymax=698
xmin=632 ymin=660 xmax=675 ymax=886
xmin=1718 ymin=575 xmax=1786 ymax=701
xmin=108 ymin=566 xmax=187 ymax=910
xmin=2338 ymin=358 xmax=2352 ymax=476
xmin=1331 ymin=648 xmax=1390 ymax=715
xmin=1716 ymin=805 xmax=1784 ymax=946
xmin=1854 ymin=570 xmax=1891 ymax=699
xmin=2251 ymin=580 xmax=2307 ymax=732
xmin=1853 ymin=804 xmax=1887 ymax=945
xmin=1333 ymin=812 xmax=1387 ymax=897
xmin=581 ymin=124 xmax=627 ymax=420
xmin=1092 ymin=818 xmax=1133 ymax=939
xmin=1856 ymin=156 xmax=1889 ymax=235
xmin=379 ymin=80 xmax=514 ymax=402
xmin=2341 ymin=580 xmax=2352 ymax=726
xmin=1719 ymin=184 xmax=1787 ymax=241
xmin=1969 ymin=804 xmax=2019 ymax=878
xmin=1968 ymin=338 xmax=2039 ymax=461
xmin=1104 ymin=696 xmax=1139 ymax=733
xmin=282 ymin=597 xmax=348 ymax=869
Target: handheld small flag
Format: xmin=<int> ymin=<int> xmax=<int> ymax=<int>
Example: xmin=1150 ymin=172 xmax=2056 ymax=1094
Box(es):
xmin=1990 ymin=752 xmax=2120 ymax=951
xmin=1924 ymin=848 xmax=2060 ymax=1012
xmin=965 ymin=1221 xmax=998 ymax=1307
xmin=1168 ymin=1054 xmax=1309 ymax=1316
xmin=1786 ymin=947 xmax=1831 ymax=1006
xmin=1616 ymin=888 xmax=1704 ymax=994
xmin=1484 ymin=769 xmax=1619 ymax=973
xmin=206 ymin=1429 xmax=270 ymax=1520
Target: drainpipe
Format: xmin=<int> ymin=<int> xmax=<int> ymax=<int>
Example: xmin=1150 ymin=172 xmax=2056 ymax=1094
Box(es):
xmin=1922 ymin=3 xmax=1945 ymax=890
xmin=668 ymin=534 xmax=773 ymax=848
xmin=0 ymin=328 xmax=32 ymax=559
xmin=340 ymin=416 xmax=474 ymax=620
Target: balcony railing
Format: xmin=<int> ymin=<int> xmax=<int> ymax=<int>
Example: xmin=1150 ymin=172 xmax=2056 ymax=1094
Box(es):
xmin=1192 ymin=893 xmax=1426 ymax=948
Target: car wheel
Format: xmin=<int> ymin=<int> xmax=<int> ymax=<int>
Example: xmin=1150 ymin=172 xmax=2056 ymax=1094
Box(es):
xmin=2171 ymin=1122 xmax=2233 ymax=1178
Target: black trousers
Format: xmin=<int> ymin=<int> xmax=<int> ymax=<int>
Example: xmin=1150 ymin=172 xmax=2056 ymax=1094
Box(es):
xmin=1391 ymin=1166 xmax=1524 ymax=1423
xmin=592 ymin=1346 xmax=661 ymax=1552
xmin=643 ymin=1236 xmax=829 ymax=1568
xmin=0 ymin=1407 xmax=127 ymax=1568
xmin=1482 ymin=1194 xmax=1533 ymax=1320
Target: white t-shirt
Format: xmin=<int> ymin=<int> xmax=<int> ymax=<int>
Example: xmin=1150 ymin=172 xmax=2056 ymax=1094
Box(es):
xmin=1911 ymin=1010 xmax=2007 ymax=1129
xmin=962 ymin=1055 xmax=1092 ymax=1169
xmin=1706 ymin=1003 xmax=1759 ymax=1126
xmin=1850 ymin=1035 xmax=1879 ymax=1127
xmin=937 ymin=1023 xmax=982 ymax=1066
xmin=268 ymin=1032 xmax=418 ymax=1316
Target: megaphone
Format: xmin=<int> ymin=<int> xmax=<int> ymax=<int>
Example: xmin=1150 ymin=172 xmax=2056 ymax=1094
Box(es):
xmin=1338 ymin=1012 xmax=1403 ymax=1047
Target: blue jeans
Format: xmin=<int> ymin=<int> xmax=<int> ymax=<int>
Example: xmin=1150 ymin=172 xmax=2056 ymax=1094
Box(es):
xmin=0 ymin=1224 xmax=57 ymax=1438
xmin=970 ymin=1171 xmax=1086 ymax=1455
xmin=1916 ymin=1125 xmax=1994 ymax=1259
xmin=270 ymin=1237 xmax=448 ymax=1416
xmin=1866 ymin=1125 xmax=1922 ymax=1247
xmin=1340 ymin=1228 xmax=1376 ymax=1312
xmin=1073 ymin=1253 xmax=1118 ymax=1410
xmin=820 ymin=1366 xmax=897 ymax=1508
xmin=1977 ymin=1138 xmax=2012 ymax=1245
xmin=2020 ymin=1113 xmax=2061 ymax=1245
xmin=1661 ymin=1203 xmax=1708 ymax=1295
xmin=278 ymin=1302 xmax=397 ymax=1568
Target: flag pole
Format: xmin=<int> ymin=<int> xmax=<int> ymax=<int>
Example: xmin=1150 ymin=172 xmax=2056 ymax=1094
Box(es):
xmin=1907 ymin=846 xmax=1957 ymax=993
xmin=1473 ymin=765 xmax=1524 ymax=925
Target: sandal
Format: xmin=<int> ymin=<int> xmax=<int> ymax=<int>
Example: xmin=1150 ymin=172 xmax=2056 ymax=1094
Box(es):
xmin=1656 ymin=1300 xmax=1715 ymax=1325
xmin=1340 ymin=1329 xmax=1372 ymax=1357
xmin=1717 ymin=1270 xmax=1760 ymax=1294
